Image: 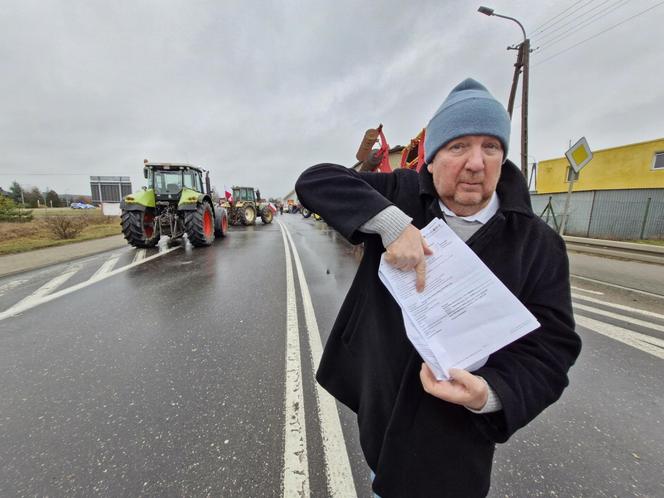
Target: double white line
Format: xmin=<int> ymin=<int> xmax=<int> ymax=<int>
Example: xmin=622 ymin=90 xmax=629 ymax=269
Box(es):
xmin=278 ymin=220 xmax=357 ymax=498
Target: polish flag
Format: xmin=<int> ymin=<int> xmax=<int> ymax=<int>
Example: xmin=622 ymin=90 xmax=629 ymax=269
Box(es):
xmin=224 ymin=186 xmax=234 ymax=203
xmin=268 ymin=203 xmax=277 ymax=213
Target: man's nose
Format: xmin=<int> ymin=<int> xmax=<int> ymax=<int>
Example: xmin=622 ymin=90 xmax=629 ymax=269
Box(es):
xmin=465 ymin=144 xmax=485 ymax=171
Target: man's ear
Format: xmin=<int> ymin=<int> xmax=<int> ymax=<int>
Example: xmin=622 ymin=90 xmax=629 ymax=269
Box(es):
xmin=427 ymin=163 xmax=433 ymax=173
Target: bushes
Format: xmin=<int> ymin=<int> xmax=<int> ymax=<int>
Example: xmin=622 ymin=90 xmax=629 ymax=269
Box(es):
xmin=0 ymin=197 xmax=33 ymax=222
xmin=43 ymin=215 xmax=89 ymax=239
xmin=0 ymin=210 xmax=121 ymax=255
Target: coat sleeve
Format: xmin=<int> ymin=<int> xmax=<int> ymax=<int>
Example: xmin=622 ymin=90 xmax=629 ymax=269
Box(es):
xmin=295 ymin=163 xmax=400 ymax=244
xmin=471 ymin=235 xmax=581 ymax=443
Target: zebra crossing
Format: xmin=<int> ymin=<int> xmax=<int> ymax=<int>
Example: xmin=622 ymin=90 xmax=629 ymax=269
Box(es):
xmin=571 ymin=288 xmax=664 ymax=360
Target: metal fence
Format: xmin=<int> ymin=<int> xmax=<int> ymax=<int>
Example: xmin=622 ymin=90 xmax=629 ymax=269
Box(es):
xmin=531 ymin=189 xmax=664 ymax=240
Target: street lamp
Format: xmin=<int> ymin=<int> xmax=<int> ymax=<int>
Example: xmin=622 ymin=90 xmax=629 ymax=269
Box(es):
xmin=478 ymin=6 xmax=530 ymax=178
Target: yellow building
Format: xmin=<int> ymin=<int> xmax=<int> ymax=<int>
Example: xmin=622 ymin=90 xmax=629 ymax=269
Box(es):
xmin=536 ymin=137 xmax=664 ymax=194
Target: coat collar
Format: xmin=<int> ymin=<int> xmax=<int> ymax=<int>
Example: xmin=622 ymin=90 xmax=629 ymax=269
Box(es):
xmin=418 ymin=159 xmax=533 ymax=218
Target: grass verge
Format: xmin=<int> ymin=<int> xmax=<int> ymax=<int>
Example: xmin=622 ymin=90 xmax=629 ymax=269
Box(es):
xmin=0 ymin=216 xmax=122 ymax=255
xmin=633 ymin=240 xmax=664 ymax=247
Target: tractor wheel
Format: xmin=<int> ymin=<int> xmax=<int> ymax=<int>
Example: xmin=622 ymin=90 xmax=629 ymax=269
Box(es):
xmin=302 ymin=208 xmax=312 ymax=218
xmin=121 ymin=210 xmax=158 ymax=248
xmin=215 ymin=210 xmax=229 ymax=237
xmin=260 ymin=207 xmax=273 ymax=224
xmin=241 ymin=205 xmax=256 ymax=226
xmin=184 ymin=203 xmax=215 ymax=247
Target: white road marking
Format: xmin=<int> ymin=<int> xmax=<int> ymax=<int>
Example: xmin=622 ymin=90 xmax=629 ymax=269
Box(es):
xmin=571 ymin=274 xmax=664 ymax=299
xmin=280 ymin=220 xmax=357 ymax=498
xmin=575 ymin=315 xmax=664 ymax=360
xmin=572 ymin=293 xmax=664 ymax=321
xmin=0 ymin=278 xmax=29 ymax=297
xmin=0 ymin=246 xmax=180 ymax=322
xmin=5 ymin=266 xmax=81 ymax=315
xmin=90 ymin=254 xmax=120 ymax=281
xmin=132 ymin=248 xmax=146 ymax=264
xmin=279 ymin=223 xmax=310 ymax=498
xmin=571 ymin=285 xmax=604 ymax=295
xmin=574 ymin=302 xmax=664 ymax=333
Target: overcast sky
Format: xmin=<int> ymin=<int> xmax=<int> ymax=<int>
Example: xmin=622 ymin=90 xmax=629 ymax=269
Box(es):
xmin=1 ymin=0 xmax=662 ymax=198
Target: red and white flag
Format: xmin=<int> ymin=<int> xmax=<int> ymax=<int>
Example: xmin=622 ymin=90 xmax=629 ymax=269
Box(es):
xmin=224 ymin=186 xmax=234 ymax=203
xmin=268 ymin=203 xmax=277 ymax=213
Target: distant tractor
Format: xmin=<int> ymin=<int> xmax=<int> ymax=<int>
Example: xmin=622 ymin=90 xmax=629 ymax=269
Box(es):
xmin=120 ymin=162 xmax=228 ymax=248
xmin=220 ymin=186 xmax=274 ymax=226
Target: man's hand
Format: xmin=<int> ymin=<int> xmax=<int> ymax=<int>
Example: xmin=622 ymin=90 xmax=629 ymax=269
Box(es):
xmin=384 ymin=225 xmax=433 ymax=292
xmin=420 ymin=363 xmax=488 ymax=411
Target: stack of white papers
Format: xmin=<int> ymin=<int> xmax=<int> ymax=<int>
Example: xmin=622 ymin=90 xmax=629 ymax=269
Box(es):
xmin=379 ymin=218 xmax=540 ymax=380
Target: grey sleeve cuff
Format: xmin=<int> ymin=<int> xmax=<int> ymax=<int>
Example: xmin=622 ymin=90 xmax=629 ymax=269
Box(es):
xmin=466 ymin=376 xmax=503 ymax=414
xmin=358 ymin=206 xmax=413 ymax=247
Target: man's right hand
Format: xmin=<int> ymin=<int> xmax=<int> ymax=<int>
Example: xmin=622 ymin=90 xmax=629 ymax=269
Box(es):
xmin=384 ymin=225 xmax=433 ymax=292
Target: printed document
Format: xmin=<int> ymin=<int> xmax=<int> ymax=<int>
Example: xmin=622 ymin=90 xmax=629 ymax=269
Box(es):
xmin=379 ymin=218 xmax=540 ymax=380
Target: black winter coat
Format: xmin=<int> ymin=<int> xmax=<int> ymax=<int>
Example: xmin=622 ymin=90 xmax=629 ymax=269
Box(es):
xmin=295 ymin=160 xmax=581 ymax=498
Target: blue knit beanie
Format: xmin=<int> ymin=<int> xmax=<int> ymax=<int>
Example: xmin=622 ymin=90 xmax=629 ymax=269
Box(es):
xmin=424 ymin=78 xmax=510 ymax=164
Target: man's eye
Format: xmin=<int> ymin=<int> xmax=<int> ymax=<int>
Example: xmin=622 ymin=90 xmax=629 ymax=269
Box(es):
xmin=450 ymin=143 xmax=465 ymax=151
xmin=484 ymin=143 xmax=500 ymax=150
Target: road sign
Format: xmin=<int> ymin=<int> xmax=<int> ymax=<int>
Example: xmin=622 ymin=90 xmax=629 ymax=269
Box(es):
xmin=565 ymin=137 xmax=593 ymax=173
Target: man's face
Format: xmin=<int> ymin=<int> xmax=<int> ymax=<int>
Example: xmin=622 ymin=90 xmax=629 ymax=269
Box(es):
xmin=427 ymin=135 xmax=503 ymax=216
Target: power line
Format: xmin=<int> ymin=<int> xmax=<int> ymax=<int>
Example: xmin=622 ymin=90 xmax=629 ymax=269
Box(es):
xmin=533 ymin=0 xmax=623 ymax=45
xmin=533 ymin=0 xmax=664 ymax=66
xmin=535 ymin=0 xmax=633 ymax=48
xmin=531 ymin=0 xmax=595 ymax=36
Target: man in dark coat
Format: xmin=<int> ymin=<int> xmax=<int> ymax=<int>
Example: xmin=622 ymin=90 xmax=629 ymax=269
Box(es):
xmin=295 ymin=78 xmax=581 ymax=498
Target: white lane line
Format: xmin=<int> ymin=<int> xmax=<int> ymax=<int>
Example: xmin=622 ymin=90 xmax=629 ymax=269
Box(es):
xmin=571 ymin=274 xmax=664 ymax=299
xmin=0 ymin=246 xmax=180 ymax=322
xmin=5 ymin=266 xmax=80 ymax=315
xmin=90 ymin=254 xmax=120 ymax=281
xmin=571 ymin=286 xmax=604 ymax=295
xmin=574 ymin=302 xmax=664 ymax=333
xmin=280 ymin=220 xmax=357 ymax=498
xmin=572 ymin=293 xmax=664 ymax=321
xmin=279 ymin=223 xmax=310 ymax=498
xmin=576 ymin=315 xmax=664 ymax=360
xmin=132 ymin=248 xmax=146 ymax=264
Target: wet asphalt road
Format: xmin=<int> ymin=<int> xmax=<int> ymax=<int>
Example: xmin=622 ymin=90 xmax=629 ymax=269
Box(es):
xmin=0 ymin=214 xmax=663 ymax=497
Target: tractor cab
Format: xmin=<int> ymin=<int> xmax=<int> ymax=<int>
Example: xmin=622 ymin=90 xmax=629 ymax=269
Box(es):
xmin=145 ymin=163 xmax=205 ymax=202
xmin=232 ymin=187 xmax=256 ymax=204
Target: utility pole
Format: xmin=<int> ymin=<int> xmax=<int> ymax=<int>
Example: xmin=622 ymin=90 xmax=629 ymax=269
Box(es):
xmin=521 ymin=38 xmax=530 ymax=180
xmin=478 ymin=6 xmax=530 ymax=178
xmin=506 ymin=44 xmax=524 ymax=118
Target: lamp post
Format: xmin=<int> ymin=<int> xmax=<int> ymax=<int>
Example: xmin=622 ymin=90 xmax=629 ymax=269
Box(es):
xmin=478 ymin=6 xmax=530 ymax=178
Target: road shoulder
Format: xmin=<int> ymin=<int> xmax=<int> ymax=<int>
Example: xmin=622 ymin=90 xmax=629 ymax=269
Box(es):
xmin=0 ymin=235 xmax=127 ymax=278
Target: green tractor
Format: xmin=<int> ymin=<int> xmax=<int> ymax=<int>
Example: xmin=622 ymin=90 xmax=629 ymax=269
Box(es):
xmin=219 ymin=186 xmax=274 ymax=226
xmin=120 ymin=161 xmax=228 ymax=248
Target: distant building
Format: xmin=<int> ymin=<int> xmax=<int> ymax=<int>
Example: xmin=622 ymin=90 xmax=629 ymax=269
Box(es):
xmin=531 ymin=137 xmax=664 ymax=240
xmin=90 ymin=176 xmax=132 ymax=204
xmin=536 ymin=137 xmax=664 ymax=194
xmin=283 ymin=189 xmax=297 ymax=203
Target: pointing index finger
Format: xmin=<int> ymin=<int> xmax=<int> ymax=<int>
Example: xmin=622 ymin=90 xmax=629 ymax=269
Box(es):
xmin=415 ymin=259 xmax=426 ymax=292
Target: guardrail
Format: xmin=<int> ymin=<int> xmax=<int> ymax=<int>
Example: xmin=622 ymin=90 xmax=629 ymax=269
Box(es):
xmin=563 ymin=236 xmax=664 ymax=264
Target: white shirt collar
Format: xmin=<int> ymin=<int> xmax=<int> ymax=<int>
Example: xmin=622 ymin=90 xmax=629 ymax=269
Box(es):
xmin=438 ymin=192 xmax=500 ymax=224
